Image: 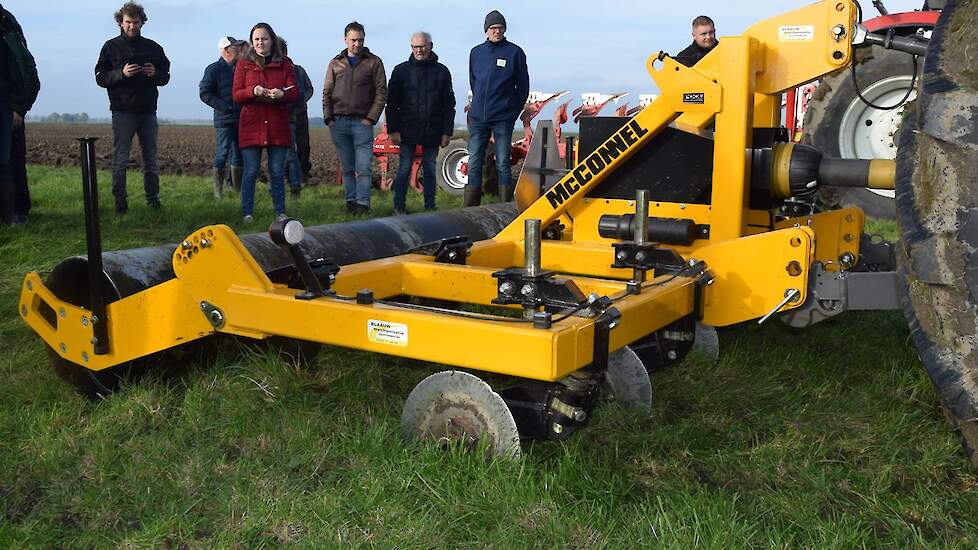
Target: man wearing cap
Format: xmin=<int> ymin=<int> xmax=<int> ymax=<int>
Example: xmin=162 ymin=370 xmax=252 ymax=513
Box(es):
xmin=200 ymin=35 xmax=244 ymax=199
xmin=464 ymin=10 xmax=529 ymax=207
xmin=675 ymin=15 xmax=718 ymax=67
xmin=95 ymin=1 xmax=170 ymax=214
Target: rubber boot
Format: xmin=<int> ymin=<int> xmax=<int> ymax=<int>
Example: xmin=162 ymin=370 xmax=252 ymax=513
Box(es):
xmin=463 ymin=186 xmax=482 ymax=207
xmin=499 ymin=185 xmax=513 ymax=203
xmin=230 ymin=166 xmax=243 ymax=193
xmin=212 ymin=168 xmax=224 ymax=199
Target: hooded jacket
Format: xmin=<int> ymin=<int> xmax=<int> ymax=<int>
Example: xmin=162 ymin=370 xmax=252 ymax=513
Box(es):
xmin=95 ymin=32 xmax=170 ymax=113
xmin=322 ymin=47 xmax=387 ymax=124
xmin=468 ymin=37 xmax=529 ymax=124
xmin=386 ymin=51 xmax=456 ymax=147
xmin=199 ymin=57 xmax=240 ymax=127
xmin=232 ymin=47 xmax=299 ymax=149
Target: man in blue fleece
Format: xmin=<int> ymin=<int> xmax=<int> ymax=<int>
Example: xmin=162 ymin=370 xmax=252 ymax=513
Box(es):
xmin=465 ymin=10 xmax=529 ymax=207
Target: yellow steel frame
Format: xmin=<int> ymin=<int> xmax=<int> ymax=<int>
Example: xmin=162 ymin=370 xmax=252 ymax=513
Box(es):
xmin=18 ymin=1 xmax=863 ymax=382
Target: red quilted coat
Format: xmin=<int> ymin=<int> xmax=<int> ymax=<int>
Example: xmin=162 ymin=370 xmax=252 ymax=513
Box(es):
xmin=232 ymin=49 xmax=298 ymax=148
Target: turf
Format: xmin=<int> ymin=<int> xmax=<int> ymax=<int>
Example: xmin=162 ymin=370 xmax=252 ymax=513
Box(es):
xmin=1 ymin=166 xmax=976 ymax=548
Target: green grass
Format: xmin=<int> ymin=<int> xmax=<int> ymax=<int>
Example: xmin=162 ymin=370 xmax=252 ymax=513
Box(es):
xmin=2 ymin=166 xmax=977 ymax=547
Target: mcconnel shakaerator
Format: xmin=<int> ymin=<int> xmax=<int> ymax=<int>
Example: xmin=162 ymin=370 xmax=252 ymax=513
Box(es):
xmin=18 ymin=1 xmax=978 ymax=464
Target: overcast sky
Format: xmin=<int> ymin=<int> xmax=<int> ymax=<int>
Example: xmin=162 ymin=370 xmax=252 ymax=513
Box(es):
xmin=4 ymin=0 xmax=922 ymax=122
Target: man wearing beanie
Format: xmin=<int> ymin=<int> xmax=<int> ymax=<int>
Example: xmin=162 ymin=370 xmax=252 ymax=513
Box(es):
xmin=464 ymin=10 xmax=529 ymax=206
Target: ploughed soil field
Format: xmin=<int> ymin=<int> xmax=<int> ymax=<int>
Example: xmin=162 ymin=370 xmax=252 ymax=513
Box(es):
xmin=25 ymin=123 xmax=343 ymax=184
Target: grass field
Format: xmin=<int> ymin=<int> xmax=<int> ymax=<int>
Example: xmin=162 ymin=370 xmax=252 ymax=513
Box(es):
xmin=1 ymin=166 xmax=977 ymax=548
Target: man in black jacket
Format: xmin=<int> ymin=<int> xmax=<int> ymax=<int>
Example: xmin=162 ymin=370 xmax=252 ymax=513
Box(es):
xmin=386 ymin=31 xmax=455 ymax=214
xmin=675 ymin=15 xmax=718 ymax=68
xmin=95 ymin=1 xmax=170 ymax=214
xmin=1 ymin=3 xmax=38 ymax=226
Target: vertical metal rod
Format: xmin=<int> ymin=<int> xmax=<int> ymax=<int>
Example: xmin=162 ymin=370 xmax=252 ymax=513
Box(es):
xmin=634 ymin=189 xmax=650 ymax=245
xmin=538 ymin=131 xmax=549 ymax=190
xmin=78 ymin=137 xmax=109 ymax=355
xmin=565 ymin=137 xmax=575 ymax=170
xmin=524 ymin=218 xmax=542 ymax=277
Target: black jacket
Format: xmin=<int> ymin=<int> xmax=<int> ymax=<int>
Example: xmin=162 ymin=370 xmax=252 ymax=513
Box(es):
xmin=675 ymin=41 xmax=717 ymax=68
xmin=95 ymin=32 xmax=170 ymax=113
xmin=386 ymin=52 xmax=455 ymax=146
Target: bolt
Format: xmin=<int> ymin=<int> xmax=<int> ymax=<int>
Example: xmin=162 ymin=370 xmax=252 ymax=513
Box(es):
xmin=82 ymin=352 xmax=89 ymax=362
xmin=59 ymin=343 xmax=67 ymax=353
xmin=210 ymin=310 xmax=224 ymax=325
xmin=608 ymin=321 xmax=618 ymax=330
xmin=588 ymin=292 xmax=599 ymax=304
xmin=616 ymin=250 xmax=627 ymax=260
xmin=91 ymin=337 xmax=98 ymax=345
xmin=679 ymin=203 xmax=686 ymax=210
xmin=635 ymin=251 xmax=647 ymax=262
xmin=832 ymin=24 xmax=846 ymax=40
xmin=573 ymin=410 xmax=587 ymax=422
xmin=840 ymin=252 xmax=855 ymax=268
xmin=520 ymin=284 xmax=536 ymax=297
xmin=181 ymin=240 xmax=193 ymax=251
xmin=200 ymin=301 xmax=208 ymax=311
xmin=667 ymin=350 xmax=678 ymax=360
xmin=499 ymin=281 xmax=514 ymax=295
xmin=81 ymin=316 xmax=89 ymax=327
xmin=200 ymin=238 xmax=210 ymax=248
xmin=59 ymin=307 xmax=66 ymax=319
xmin=552 ymin=422 xmax=564 ymax=434
xmin=91 ymin=315 xmax=99 ymax=324
xmin=329 ymin=273 xmax=337 ymax=282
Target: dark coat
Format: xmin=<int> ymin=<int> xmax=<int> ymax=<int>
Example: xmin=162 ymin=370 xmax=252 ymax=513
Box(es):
xmin=322 ymin=47 xmax=387 ymax=123
xmin=386 ymin=52 xmax=455 ymax=147
xmin=199 ymin=57 xmax=240 ymax=127
xmin=232 ymin=48 xmax=298 ymax=149
xmin=675 ymin=41 xmax=717 ymax=67
xmin=95 ymin=32 xmax=170 ymax=113
xmin=468 ymin=38 xmax=529 ymax=124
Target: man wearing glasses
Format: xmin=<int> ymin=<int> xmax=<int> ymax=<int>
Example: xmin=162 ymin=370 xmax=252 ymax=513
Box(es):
xmin=386 ymin=31 xmax=455 ymax=215
xmin=464 ymin=10 xmax=529 ymax=207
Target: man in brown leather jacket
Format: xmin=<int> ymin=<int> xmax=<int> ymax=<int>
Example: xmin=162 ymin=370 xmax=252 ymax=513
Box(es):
xmin=322 ymin=21 xmax=387 ymax=214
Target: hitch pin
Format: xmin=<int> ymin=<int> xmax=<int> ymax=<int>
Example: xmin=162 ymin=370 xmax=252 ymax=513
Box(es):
xmin=757 ymin=288 xmax=801 ymax=325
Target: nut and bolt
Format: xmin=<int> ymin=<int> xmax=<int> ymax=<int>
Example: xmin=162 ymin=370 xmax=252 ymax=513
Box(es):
xmin=667 ymin=350 xmax=678 ymax=360
xmin=81 ymin=316 xmax=89 ymax=327
xmin=59 ymin=343 xmax=67 ymax=353
xmin=499 ymin=282 xmax=514 ymax=295
xmin=81 ymin=352 xmax=89 ymax=362
xmin=59 ymin=307 xmax=66 ymax=319
xmin=200 ymin=238 xmax=210 ymax=248
xmin=210 ymin=310 xmax=224 ymax=325
xmin=573 ymin=410 xmax=587 ymax=422
xmin=839 ymin=252 xmax=856 ymax=268
xmin=552 ymin=422 xmax=564 ymax=434
xmin=520 ymin=284 xmax=536 ymax=297
xmin=635 ymin=251 xmax=647 ymax=262
xmin=448 ymin=251 xmax=458 ymax=260
xmin=181 ymin=240 xmax=193 ymax=251
xmin=832 ymin=24 xmax=846 ymax=40
xmin=616 ymin=250 xmax=627 ymax=260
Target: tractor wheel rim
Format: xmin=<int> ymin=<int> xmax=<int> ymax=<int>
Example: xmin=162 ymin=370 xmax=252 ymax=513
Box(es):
xmin=441 ymin=150 xmax=468 ymax=190
xmin=838 ymin=74 xmax=916 ymax=200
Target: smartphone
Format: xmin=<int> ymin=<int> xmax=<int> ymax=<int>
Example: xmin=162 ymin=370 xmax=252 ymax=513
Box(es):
xmin=282 ymin=85 xmax=295 ymax=91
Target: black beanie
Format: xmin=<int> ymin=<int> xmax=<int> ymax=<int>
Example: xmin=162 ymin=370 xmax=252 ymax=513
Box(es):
xmin=484 ymin=10 xmax=506 ymax=32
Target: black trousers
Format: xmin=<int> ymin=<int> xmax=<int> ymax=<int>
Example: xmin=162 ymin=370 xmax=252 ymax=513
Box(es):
xmin=295 ymin=110 xmax=311 ymax=177
xmin=12 ymin=121 xmax=29 ymax=217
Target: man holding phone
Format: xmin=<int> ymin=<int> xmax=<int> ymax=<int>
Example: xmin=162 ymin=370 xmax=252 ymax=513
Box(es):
xmin=95 ymin=1 xmax=170 ymax=214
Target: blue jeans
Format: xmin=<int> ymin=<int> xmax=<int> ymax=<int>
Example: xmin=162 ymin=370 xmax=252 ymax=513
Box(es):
xmin=0 ymin=103 xmax=12 ymax=224
xmin=466 ymin=119 xmax=515 ymax=191
xmin=330 ymin=116 xmax=374 ymax=206
xmin=286 ymin=122 xmax=301 ymax=189
xmin=393 ymin=144 xmax=438 ymax=211
xmin=111 ymin=112 xmax=159 ymax=203
xmin=213 ymin=125 xmax=242 ymax=169
xmin=241 ymin=146 xmax=287 ymax=216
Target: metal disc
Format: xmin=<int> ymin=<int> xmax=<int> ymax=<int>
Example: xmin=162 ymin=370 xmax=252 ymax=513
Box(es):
xmin=690 ymin=322 xmax=720 ymax=362
xmin=401 ymin=371 xmax=521 ymax=460
xmin=604 ymin=346 xmax=653 ymax=414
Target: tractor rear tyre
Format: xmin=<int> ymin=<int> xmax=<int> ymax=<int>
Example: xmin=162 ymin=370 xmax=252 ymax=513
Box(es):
xmin=895 ymin=0 xmax=978 ymax=468
xmin=803 ymin=46 xmax=922 ymax=219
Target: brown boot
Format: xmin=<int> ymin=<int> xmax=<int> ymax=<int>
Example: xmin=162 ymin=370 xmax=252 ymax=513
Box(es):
xmin=499 ymin=185 xmax=513 ymax=203
xmin=230 ymin=166 xmax=243 ymax=193
xmin=212 ymin=168 xmax=224 ymax=199
xmin=463 ymin=186 xmax=482 ymax=207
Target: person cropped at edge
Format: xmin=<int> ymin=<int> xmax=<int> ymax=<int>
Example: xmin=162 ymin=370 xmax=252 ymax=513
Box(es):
xmin=465 ymin=10 xmax=529 ymax=207
xmin=94 ymin=1 xmax=170 ymax=214
xmin=200 ymin=35 xmax=245 ymax=199
xmin=322 ymin=21 xmax=387 ymax=215
xmin=675 ymin=15 xmax=718 ymax=67
xmin=0 ymin=2 xmax=39 ymax=226
xmin=280 ymin=37 xmax=313 ymax=196
xmin=386 ymin=31 xmax=455 ymax=215
xmin=232 ymin=22 xmax=298 ymax=224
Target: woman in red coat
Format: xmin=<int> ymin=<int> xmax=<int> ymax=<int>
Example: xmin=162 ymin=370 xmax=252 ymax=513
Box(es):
xmin=232 ymin=22 xmax=298 ymax=223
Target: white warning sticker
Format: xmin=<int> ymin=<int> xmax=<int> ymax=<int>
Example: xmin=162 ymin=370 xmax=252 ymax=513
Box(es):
xmin=367 ymin=319 xmax=408 ymax=347
xmin=779 ymin=25 xmax=815 ymax=42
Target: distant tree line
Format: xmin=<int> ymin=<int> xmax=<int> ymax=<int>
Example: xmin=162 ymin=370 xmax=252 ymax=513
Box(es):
xmin=34 ymin=112 xmax=92 ymax=123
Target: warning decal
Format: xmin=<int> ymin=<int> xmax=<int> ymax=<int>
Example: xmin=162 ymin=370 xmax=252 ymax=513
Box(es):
xmin=368 ymin=319 xmax=408 ymax=347
xmin=779 ymin=25 xmax=815 ymax=42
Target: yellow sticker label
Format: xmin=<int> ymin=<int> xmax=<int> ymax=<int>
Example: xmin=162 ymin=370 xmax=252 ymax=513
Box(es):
xmin=778 ymin=25 xmax=815 ymax=42
xmin=367 ymin=319 xmax=408 ymax=347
